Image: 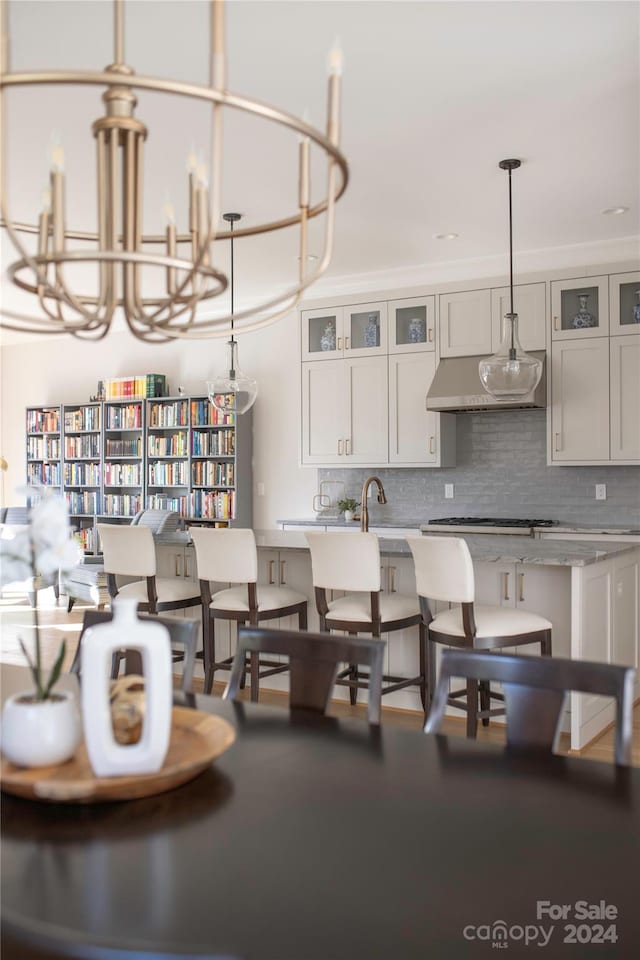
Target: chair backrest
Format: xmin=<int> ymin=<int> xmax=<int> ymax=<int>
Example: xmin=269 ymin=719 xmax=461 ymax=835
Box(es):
xmin=426 ymin=649 xmax=635 ymax=766
xmin=190 ymin=527 xmax=258 ymax=584
xmin=75 ymin=610 xmax=198 ymax=692
xmin=131 ymin=509 xmax=181 ymax=534
xmin=407 ymin=535 xmax=475 ymax=604
xmin=98 ymin=524 xmax=156 ymax=577
xmin=224 ymin=626 xmax=385 ymax=724
xmin=305 ymin=531 xmax=381 ymax=592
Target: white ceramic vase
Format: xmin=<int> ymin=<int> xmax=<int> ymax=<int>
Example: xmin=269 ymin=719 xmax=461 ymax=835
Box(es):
xmin=81 ymin=597 xmax=172 ymax=777
xmin=1 ymin=690 xmax=81 ymax=768
xmin=344 ymin=510 xmax=354 ymax=522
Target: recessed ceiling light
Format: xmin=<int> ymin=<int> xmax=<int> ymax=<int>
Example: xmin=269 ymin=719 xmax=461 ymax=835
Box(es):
xmin=602 ymin=206 xmax=629 ymax=215
xmin=433 ymin=233 xmax=459 ymax=240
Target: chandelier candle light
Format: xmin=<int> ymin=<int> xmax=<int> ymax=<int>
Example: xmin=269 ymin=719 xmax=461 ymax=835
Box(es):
xmin=0 ymin=0 xmax=348 ymax=341
xmin=207 ymin=213 xmax=257 ymax=416
xmin=479 ymin=159 xmax=543 ymax=399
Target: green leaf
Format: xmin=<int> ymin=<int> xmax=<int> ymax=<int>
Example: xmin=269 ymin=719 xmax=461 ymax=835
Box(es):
xmin=18 ymin=636 xmax=42 ymax=698
xmin=42 ymin=639 xmax=66 ymax=700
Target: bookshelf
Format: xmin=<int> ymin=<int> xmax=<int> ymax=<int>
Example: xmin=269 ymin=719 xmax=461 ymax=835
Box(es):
xmin=26 ymin=405 xmax=62 ymax=492
xmin=25 ymin=393 xmax=252 ymax=555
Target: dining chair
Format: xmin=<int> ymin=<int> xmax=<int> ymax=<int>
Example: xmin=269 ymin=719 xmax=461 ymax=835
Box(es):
xmin=70 ymin=609 xmax=198 ymax=692
xmin=426 ymin=648 xmax=635 ymax=766
xmin=190 ymin=527 xmax=308 ymax=697
xmin=407 ymin=535 xmax=552 ymax=738
xmin=97 ymin=523 xmax=202 ymax=617
xmin=305 ymin=531 xmax=426 ymax=713
xmin=224 ymin=626 xmax=385 ymax=724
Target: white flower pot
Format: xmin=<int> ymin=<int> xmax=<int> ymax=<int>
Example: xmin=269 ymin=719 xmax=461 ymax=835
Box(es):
xmin=344 ymin=510 xmax=354 ymax=522
xmin=1 ymin=691 xmax=81 ymax=768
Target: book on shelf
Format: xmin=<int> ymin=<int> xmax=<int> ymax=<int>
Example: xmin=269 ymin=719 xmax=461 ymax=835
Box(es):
xmin=103 ymin=374 xmax=167 ymax=400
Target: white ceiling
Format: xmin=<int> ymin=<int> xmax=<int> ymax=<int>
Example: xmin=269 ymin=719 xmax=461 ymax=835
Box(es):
xmin=1 ymin=0 xmax=639 ymax=329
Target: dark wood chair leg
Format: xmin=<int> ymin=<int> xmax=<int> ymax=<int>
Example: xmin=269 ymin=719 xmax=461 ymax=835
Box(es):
xmin=427 ymin=634 xmax=436 ymax=710
xmin=67 ymin=596 xmax=75 ymax=613
xmin=203 ymin=617 xmax=216 ymax=695
xmin=480 ymin=680 xmax=490 ymax=727
xmin=53 ymin=581 xmax=60 ymax=601
xmin=298 ymin=603 xmax=308 ymax=630
xmin=349 ymin=663 xmax=358 ymax=705
xmin=542 ymin=630 xmax=552 ymax=656
xmin=466 ymin=679 xmax=479 ymax=739
xmin=418 ymin=622 xmax=428 ymax=713
xmin=250 ymin=650 xmax=260 ymax=702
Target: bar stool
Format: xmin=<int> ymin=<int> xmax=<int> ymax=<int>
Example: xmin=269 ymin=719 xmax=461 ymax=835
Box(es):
xmin=98 ymin=524 xmax=202 ymax=617
xmin=407 ymin=535 xmax=552 ymax=738
xmin=190 ymin=528 xmax=308 ymax=697
xmin=306 ymin=531 xmax=426 ymax=712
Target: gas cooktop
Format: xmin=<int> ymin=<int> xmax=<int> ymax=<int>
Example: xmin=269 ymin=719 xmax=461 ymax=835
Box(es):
xmin=428 ymin=518 xmax=555 ymax=528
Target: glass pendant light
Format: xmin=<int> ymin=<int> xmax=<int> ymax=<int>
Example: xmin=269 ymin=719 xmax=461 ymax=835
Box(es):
xmin=479 ymin=159 xmax=543 ymax=399
xmin=207 ymin=213 xmax=258 ymax=415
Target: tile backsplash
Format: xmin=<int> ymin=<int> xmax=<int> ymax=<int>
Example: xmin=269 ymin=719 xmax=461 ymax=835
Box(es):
xmin=320 ymin=410 xmax=640 ymax=527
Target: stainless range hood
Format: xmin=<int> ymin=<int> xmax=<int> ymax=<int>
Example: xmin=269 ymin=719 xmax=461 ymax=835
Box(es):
xmin=426 ymin=351 xmax=546 ymax=413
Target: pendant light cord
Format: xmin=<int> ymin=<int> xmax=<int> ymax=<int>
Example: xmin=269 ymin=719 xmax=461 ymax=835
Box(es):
xmin=229 ymin=218 xmax=235 ymax=345
xmin=508 ymin=165 xmax=515 ymax=354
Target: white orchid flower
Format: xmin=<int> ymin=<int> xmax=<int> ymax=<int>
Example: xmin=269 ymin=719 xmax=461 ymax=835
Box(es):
xmin=30 ymin=495 xmax=72 ymax=552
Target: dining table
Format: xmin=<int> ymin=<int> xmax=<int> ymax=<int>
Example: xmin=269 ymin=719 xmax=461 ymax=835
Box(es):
xmin=2 ymin=691 xmax=640 ymax=960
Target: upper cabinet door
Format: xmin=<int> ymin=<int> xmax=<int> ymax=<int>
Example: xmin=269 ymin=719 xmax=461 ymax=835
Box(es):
xmin=551 ymin=276 xmax=609 ymax=340
xmin=389 ymin=352 xmax=438 ymax=464
xmin=609 ymin=271 xmax=640 ymax=336
xmin=610 ymin=335 xmax=640 ymax=461
xmin=491 ymin=282 xmax=546 ymax=351
xmin=301 ymin=361 xmax=346 ymax=464
xmin=344 ymin=302 xmax=388 ymax=358
xmin=439 ymin=289 xmax=492 ymax=357
xmin=301 ymin=307 xmax=345 ymax=361
xmin=344 ymin=356 xmax=389 ymax=463
xmin=388 ymin=296 xmax=435 ymax=354
xmin=550 ymin=338 xmax=610 ymax=462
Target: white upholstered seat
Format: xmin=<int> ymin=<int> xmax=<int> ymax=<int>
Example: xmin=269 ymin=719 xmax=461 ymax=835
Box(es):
xmin=117 ymin=578 xmax=203 ymax=604
xmin=189 ymin=527 xmax=308 ymax=696
xmin=306 ymin=531 xmax=426 ymax=712
xmin=406 ymin=535 xmax=553 ymax=738
xmin=210 ymin=584 xmax=307 ymax=613
xmin=430 ymin=604 xmax=551 ymax=639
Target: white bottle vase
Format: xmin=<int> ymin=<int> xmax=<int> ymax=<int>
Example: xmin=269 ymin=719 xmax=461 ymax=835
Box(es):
xmin=81 ymin=597 xmax=172 ymax=777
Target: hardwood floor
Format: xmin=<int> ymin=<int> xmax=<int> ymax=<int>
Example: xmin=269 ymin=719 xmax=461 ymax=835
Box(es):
xmin=2 ymin=587 xmax=638 ymax=766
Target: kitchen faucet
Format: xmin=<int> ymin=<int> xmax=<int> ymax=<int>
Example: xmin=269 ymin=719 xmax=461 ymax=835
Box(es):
xmin=360 ymin=476 xmax=387 ymax=532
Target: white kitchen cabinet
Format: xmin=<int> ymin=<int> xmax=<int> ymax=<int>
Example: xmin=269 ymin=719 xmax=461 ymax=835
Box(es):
xmin=608 ymin=270 xmax=640 ymax=336
xmin=610 ymin=335 xmax=640 ymax=461
xmin=491 ymin=282 xmax=546 ymax=351
xmin=156 ymin=543 xmax=196 ymax=582
xmin=388 ymin=352 xmax=455 ymax=466
xmin=551 ymin=275 xmax=609 ymax=340
xmin=439 ymin=288 xmax=492 ymax=357
xmin=343 ymin=302 xmax=388 ymax=358
xmin=301 ymin=306 xmax=344 ymax=361
xmin=550 ymin=338 xmax=609 ymax=462
xmin=301 ymin=356 xmax=388 ymax=466
xmin=388 ymin=296 xmax=435 ymax=354
xmin=612 ymin=550 xmax=639 ymax=680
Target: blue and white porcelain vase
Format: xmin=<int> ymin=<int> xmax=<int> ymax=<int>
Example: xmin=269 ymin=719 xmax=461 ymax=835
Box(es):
xmin=633 ymin=290 xmax=640 ymax=324
xmin=320 ymin=321 xmax=336 ymax=352
xmin=572 ymin=293 xmax=596 ymax=329
xmin=408 ymin=316 xmax=426 ymax=343
xmin=364 ymin=314 xmax=379 ymax=348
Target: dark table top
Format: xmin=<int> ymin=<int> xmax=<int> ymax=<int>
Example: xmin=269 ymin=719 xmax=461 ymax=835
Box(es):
xmin=2 ymin=693 xmax=640 ymax=960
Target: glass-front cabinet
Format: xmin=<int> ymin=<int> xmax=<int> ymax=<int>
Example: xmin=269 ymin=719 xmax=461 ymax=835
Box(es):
xmin=301 ymin=303 xmax=388 ymax=360
xmin=609 ymin=271 xmax=640 ymax=336
xmin=388 ymin=296 xmax=435 ymax=354
xmin=551 ymin=276 xmax=609 ymax=340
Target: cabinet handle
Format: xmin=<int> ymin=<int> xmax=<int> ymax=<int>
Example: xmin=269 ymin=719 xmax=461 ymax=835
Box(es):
xmin=280 ymin=560 xmax=287 ymax=584
xmin=389 ymin=566 xmax=397 ymax=593
xmin=553 ymin=316 xmax=559 ymax=331
xmin=268 ymin=560 xmax=275 ymax=585
xmin=176 ymin=554 xmax=184 ymax=578
xmin=337 ymin=439 xmax=343 ymax=456
xmin=429 ymin=436 xmax=435 ymax=455
xmin=502 ymin=572 xmax=510 ymax=601
xmin=174 ymin=554 xmax=180 ymax=577
xmin=184 ymin=553 xmax=190 ymax=578
xmin=345 ymin=336 xmax=350 ymax=350
xmin=337 ymin=337 xmax=343 ymax=350
xmin=428 ymin=327 xmax=434 ymax=343
xmin=345 ymin=438 xmax=351 ymax=455
xmin=518 ymin=572 xmax=525 ymax=603
xmin=554 ymin=433 xmax=561 ymax=452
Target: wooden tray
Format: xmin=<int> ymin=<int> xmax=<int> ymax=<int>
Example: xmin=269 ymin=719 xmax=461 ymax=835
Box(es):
xmin=0 ymin=707 xmax=236 ymax=803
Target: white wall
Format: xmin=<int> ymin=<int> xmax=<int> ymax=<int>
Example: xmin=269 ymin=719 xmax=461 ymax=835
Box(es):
xmin=0 ymin=309 xmax=317 ymax=527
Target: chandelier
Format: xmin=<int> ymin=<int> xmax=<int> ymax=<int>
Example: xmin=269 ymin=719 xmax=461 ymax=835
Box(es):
xmin=479 ymin=159 xmax=543 ymax=399
xmin=0 ymin=0 xmax=349 ymax=342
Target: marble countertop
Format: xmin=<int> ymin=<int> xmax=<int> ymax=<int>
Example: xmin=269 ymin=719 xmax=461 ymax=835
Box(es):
xmin=256 ymin=529 xmax=637 ymax=567
xmin=279 ymin=517 xmax=640 ymax=535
